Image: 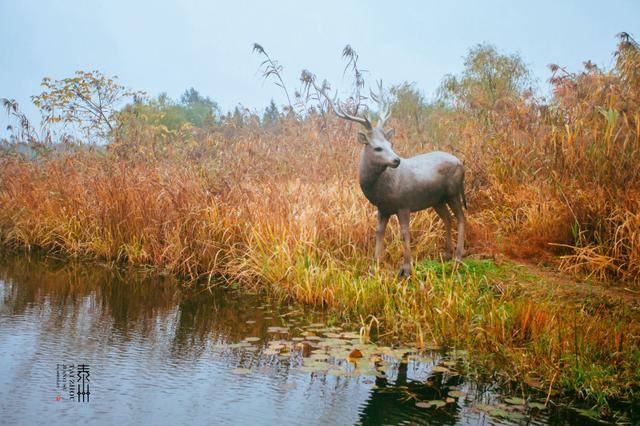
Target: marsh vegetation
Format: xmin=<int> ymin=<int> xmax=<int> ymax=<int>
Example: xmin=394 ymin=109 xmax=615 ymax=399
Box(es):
xmin=1 ymin=35 xmax=639 ymax=421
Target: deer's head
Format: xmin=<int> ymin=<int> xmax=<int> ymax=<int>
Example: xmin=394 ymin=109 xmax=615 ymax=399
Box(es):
xmin=324 ymin=80 xmax=401 ymax=169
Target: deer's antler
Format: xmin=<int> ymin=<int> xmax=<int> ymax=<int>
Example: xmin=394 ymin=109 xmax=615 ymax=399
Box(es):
xmin=369 ymin=80 xmax=392 ymax=129
xmin=312 ymin=80 xmax=372 ymax=130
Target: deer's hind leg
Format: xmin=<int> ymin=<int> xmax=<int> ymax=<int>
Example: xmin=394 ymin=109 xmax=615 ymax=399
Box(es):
xmin=447 ymin=197 xmax=466 ymax=262
xmin=433 ymin=204 xmax=453 ymax=260
xmin=397 ymin=209 xmax=412 ymax=277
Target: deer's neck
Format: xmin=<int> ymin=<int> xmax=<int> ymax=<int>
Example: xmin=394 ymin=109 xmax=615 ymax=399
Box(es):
xmin=358 ymin=150 xmax=389 ymax=204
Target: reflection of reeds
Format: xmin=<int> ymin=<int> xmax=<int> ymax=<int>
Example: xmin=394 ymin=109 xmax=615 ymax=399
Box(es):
xmin=0 ymin=255 xmax=295 ymax=355
xmin=0 ymin=38 xmax=639 ymax=412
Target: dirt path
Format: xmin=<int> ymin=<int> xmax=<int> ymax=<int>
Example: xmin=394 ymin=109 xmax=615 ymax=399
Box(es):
xmin=515 ymin=259 xmax=640 ymax=309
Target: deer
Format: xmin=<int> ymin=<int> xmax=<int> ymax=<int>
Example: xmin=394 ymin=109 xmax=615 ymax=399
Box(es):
xmin=320 ymin=81 xmax=467 ymax=276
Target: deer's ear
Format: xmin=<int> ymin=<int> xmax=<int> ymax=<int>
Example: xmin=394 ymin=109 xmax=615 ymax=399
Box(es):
xmin=385 ymin=128 xmax=395 ymax=140
xmin=357 ymin=132 xmax=369 ymax=144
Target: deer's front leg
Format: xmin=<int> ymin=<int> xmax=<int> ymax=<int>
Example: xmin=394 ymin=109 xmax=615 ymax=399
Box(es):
xmin=397 ymin=209 xmax=412 ymax=276
xmin=375 ymin=211 xmax=389 ymax=263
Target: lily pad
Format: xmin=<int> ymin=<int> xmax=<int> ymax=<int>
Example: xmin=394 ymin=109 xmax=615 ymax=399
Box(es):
xmin=348 ymin=348 xmax=363 ymax=359
xmin=340 ymin=332 xmax=361 ymax=340
xmin=528 ymin=402 xmax=546 ymax=410
xmin=299 ymin=364 xmax=329 ymax=373
xmin=448 ymin=390 xmax=465 ymax=398
xmin=390 ymin=349 xmax=411 ymax=360
xmin=244 ymin=337 xmax=261 ymax=342
xmin=294 ymin=342 xmax=311 ymax=351
xmin=302 ymin=360 xmax=332 ymax=369
xmin=473 ymin=404 xmax=495 ymax=413
xmin=479 ymin=406 xmax=526 ymax=421
xmin=231 ymin=368 xmax=251 ymax=375
xmin=489 ymin=408 xmax=510 ymax=418
xmin=504 ymin=397 xmax=526 ymax=405
xmin=331 ymin=350 xmax=351 ymax=359
xmin=493 ymin=410 xmax=525 ymax=421
xmin=319 ymin=338 xmax=345 ymax=347
xmin=356 ymin=366 xmax=378 ymax=377
xmin=228 ymin=342 xmax=253 ymax=348
xmin=416 ymin=400 xmax=446 ymax=409
xmin=524 ymin=376 xmax=544 ymax=389
xmin=370 ymin=354 xmax=382 ymax=363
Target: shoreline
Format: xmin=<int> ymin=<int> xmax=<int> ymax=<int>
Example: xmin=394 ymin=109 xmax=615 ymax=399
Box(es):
xmin=1 ymin=244 xmax=638 ymax=419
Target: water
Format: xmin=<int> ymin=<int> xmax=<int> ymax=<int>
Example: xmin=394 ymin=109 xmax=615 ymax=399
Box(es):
xmin=0 ymin=255 xmax=615 ymax=425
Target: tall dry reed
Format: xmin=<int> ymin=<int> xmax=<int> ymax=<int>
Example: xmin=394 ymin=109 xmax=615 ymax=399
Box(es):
xmin=1 ymin=37 xmax=640 ymax=410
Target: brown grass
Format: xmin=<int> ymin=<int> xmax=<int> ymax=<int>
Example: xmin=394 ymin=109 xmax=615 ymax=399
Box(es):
xmin=1 ymin=38 xmax=640 ymax=412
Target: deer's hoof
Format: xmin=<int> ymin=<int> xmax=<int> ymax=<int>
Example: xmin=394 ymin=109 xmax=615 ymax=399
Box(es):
xmin=368 ymin=265 xmax=380 ymax=277
xmin=398 ymin=265 xmax=412 ymax=277
xmin=441 ymin=251 xmax=453 ymax=261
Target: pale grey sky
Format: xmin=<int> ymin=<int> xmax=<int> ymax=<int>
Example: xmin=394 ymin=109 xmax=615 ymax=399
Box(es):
xmin=1 ymin=0 xmax=638 ymax=127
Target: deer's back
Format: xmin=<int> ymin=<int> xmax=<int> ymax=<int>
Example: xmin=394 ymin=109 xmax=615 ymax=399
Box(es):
xmin=373 ymin=151 xmax=464 ymax=214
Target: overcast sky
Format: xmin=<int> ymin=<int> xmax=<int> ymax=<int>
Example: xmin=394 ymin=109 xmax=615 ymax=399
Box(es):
xmin=1 ymin=0 xmax=638 ymax=128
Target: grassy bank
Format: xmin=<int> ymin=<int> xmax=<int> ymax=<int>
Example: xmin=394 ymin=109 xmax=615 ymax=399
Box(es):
xmin=1 ymin=152 xmax=639 ymax=416
xmin=1 ymin=37 xmax=639 ymax=416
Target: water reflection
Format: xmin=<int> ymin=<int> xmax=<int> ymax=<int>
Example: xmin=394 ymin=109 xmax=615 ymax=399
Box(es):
xmin=0 ymin=255 xmax=613 ymax=425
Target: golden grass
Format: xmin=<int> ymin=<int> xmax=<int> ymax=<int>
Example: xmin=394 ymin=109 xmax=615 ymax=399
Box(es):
xmin=1 ymin=38 xmax=640 ymax=413
xmin=1 ymin=133 xmax=639 ymax=410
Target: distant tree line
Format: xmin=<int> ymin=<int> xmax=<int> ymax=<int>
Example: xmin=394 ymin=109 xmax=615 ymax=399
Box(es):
xmin=0 ymin=42 xmax=581 ymax=148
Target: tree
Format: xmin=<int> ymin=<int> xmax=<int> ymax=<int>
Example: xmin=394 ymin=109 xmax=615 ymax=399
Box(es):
xmin=179 ymin=87 xmax=220 ymax=126
xmin=262 ymin=99 xmax=281 ymax=126
xmin=438 ymin=44 xmax=530 ymax=112
xmin=390 ymin=82 xmax=427 ymax=133
xmin=31 ymin=70 xmax=142 ymax=142
xmin=230 ymin=106 xmax=246 ymax=128
xmin=118 ymin=88 xmax=220 ymax=133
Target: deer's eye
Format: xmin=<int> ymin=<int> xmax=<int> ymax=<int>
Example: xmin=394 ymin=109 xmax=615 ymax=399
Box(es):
xmin=374 ymin=147 xmax=383 ymax=152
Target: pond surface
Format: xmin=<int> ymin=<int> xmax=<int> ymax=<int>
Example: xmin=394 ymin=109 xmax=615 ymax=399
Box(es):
xmin=0 ymin=255 xmax=611 ymax=425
